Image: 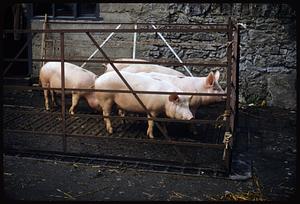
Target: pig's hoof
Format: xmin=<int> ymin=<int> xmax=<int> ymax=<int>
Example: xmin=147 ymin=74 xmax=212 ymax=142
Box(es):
xmin=107 ymin=127 xmax=113 ymax=134
xmin=147 ymin=132 xmax=154 ymax=139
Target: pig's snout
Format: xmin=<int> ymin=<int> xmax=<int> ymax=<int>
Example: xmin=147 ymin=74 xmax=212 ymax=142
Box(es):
xmin=182 ymin=113 xmax=194 ymax=120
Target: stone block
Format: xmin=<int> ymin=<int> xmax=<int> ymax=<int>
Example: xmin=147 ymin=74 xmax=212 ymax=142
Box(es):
xmin=189 ymin=3 xmax=211 ymax=16
xmin=267 ymin=71 xmax=296 ymax=109
xmin=278 ymin=4 xmax=296 ymax=18
xmin=221 ymin=3 xmax=232 ymax=15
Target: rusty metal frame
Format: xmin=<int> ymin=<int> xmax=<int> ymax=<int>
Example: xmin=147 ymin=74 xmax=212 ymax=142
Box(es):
xmin=3 ymin=18 xmax=239 ymax=175
xmin=4 ymin=58 xmax=228 ymax=67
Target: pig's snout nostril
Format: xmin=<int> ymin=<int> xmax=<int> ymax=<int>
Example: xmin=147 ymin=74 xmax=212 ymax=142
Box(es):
xmin=187 ymin=116 xmax=194 ymax=120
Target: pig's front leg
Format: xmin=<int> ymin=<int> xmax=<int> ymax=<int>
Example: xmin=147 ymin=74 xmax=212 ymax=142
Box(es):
xmin=146 ymin=112 xmax=156 ymax=139
xmin=102 ymin=100 xmax=113 ymax=134
xmin=190 ymin=107 xmax=198 ymax=135
xmin=69 ymin=92 xmax=80 ymax=115
xmin=118 ymin=109 xmax=126 ymax=124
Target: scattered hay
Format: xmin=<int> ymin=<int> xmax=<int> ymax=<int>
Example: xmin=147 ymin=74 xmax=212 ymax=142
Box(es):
xmin=210 ymin=191 xmax=266 ymax=201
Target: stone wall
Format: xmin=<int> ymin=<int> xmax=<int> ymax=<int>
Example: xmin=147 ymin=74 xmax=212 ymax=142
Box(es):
xmin=31 ymin=3 xmax=297 ymax=110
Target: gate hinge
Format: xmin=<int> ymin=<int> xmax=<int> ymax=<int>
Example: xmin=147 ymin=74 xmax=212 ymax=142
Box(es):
xmin=222 ymin=131 xmax=233 ymax=160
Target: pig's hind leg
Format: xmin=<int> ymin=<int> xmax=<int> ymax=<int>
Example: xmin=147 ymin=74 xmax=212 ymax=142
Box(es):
xmin=69 ymin=92 xmax=80 ymax=115
xmin=50 ymin=90 xmax=58 ymax=108
xmin=190 ymin=108 xmax=198 ymax=135
xmin=41 ymin=83 xmax=50 ymax=111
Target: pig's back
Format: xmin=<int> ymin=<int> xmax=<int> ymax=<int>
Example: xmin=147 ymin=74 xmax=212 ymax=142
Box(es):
xmin=122 ymin=64 xmax=185 ymax=77
xmin=95 ymin=71 xmax=177 ymax=91
xmin=41 ymin=62 xmax=96 ymax=89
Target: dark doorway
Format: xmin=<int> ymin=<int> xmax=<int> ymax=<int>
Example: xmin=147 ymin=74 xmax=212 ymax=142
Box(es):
xmin=3 ymin=4 xmax=30 ymax=78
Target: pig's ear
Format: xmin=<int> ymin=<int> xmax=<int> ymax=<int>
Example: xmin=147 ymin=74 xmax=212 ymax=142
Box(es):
xmin=206 ymin=72 xmax=214 ymax=87
xmin=215 ymin=70 xmax=220 ymax=81
xmin=169 ymin=94 xmax=179 ymax=102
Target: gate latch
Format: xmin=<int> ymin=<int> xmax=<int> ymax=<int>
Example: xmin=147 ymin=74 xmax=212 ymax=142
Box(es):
xmin=222 ymin=132 xmax=233 ymax=160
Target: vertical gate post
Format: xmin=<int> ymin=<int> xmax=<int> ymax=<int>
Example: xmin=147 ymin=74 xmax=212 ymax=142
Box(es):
xmin=224 ymin=17 xmax=233 ymax=174
xmin=60 ymin=32 xmax=67 ymax=152
xmin=232 ymin=22 xmax=240 ymax=148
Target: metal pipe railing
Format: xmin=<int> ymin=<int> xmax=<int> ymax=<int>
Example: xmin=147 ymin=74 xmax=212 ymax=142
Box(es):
xmin=3 ymin=85 xmax=227 ymax=96
xmin=4 ymin=58 xmax=228 ymax=67
xmin=3 ymin=27 xmax=229 ymax=33
xmin=60 ymin=32 xmax=67 ymax=152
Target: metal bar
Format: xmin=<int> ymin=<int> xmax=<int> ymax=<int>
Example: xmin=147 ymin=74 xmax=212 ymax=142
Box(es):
xmin=132 ymin=24 xmax=137 ymax=59
xmin=3 ymin=33 xmax=37 ymax=76
xmin=3 ymin=28 xmax=229 ymax=34
xmin=226 ymin=18 xmax=233 ymax=133
xmin=152 ymin=25 xmax=193 ymax=77
xmin=3 ymin=85 xmax=227 ymax=96
xmin=60 ymin=33 xmax=67 ymax=152
xmin=4 ymin=58 xmax=228 ymax=67
xmin=3 ymin=108 xmax=225 ymax=125
xmin=3 ymin=148 xmax=228 ymax=176
xmin=3 ymin=129 xmax=225 ymax=149
xmin=34 ymin=21 xmax=228 ymax=26
xmin=224 ymin=17 xmax=233 ymax=173
xmin=81 ymin=24 xmax=122 ymax=68
xmin=232 ymin=23 xmax=240 ymax=147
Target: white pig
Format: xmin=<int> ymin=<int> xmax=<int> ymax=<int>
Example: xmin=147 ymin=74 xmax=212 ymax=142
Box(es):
xmin=104 ymin=58 xmax=185 ymax=77
xmin=94 ymin=71 xmax=194 ymax=138
xmin=39 ymin=62 xmax=99 ymax=114
xmin=141 ymin=71 xmax=226 ymax=117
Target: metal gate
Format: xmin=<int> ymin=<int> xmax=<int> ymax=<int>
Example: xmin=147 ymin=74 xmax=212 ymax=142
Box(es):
xmin=3 ymin=18 xmax=240 ymax=177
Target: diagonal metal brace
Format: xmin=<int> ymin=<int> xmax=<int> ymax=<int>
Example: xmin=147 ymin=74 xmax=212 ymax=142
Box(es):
xmin=86 ymin=32 xmax=187 ymax=163
xmin=3 ymin=33 xmax=37 ymax=76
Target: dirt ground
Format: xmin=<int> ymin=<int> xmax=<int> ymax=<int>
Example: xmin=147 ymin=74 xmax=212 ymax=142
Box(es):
xmin=2 ymin=90 xmax=298 ymax=201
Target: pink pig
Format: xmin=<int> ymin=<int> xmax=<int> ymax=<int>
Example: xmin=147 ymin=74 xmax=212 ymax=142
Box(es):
xmin=94 ymin=71 xmax=194 ymax=138
xmin=142 ymin=71 xmax=226 ymax=117
xmin=39 ymin=62 xmax=99 ymax=114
